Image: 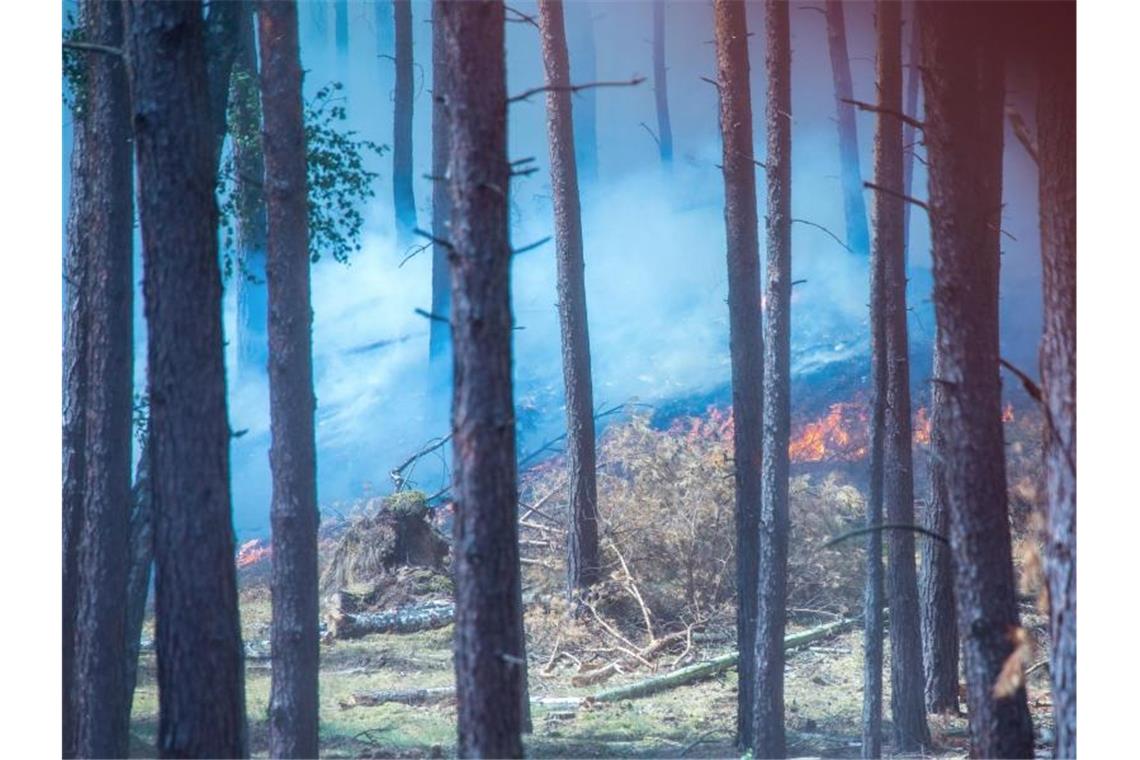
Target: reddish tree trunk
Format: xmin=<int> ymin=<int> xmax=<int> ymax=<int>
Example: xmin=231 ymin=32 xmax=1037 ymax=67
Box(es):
xmin=1036 ymin=5 xmax=1076 ymax=756
xmin=439 ymin=1 xmax=528 ymax=755
xmin=754 ymin=1 xmax=792 ymax=755
xmin=872 ymin=2 xmax=931 ymax=750
xmin=919 ymin=3 xmax=1035 ymax=756
xmin=258 ymin=2 xmax=322 ymax=756
xmin=711 ymin=0 xmax=762 ymax=748
xmin=123 ymin=1 xmax=249 ymax=754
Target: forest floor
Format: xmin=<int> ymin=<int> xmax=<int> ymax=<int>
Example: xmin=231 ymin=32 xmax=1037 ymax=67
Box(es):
xmin=127 ymin=583 xmax=1056 ymax=758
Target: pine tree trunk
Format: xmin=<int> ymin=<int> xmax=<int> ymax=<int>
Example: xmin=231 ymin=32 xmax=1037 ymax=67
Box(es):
xmin=652 ymin=1 xmax=673 ymax=166
xmin=429 ymin=0 xmax=452 ymax=370
xmin=537 ymin=0 xmax=601 ymax=602
xmin=64 ymin=3 xmax=135 ymax=756
xmin=920 ymin=343 xmax=960 ymax=713
xmin=566 ymin=1 xmax=598 ymax=187
xmin=1036 ymin=6 xmax=1076 ymax=755
xmin=872 ymin=2 xmax=931 ymax=750
xmin=259 ymin=2 xmax=322 ymax=756
xmin=824 ymin=0 xmax=871 ymax=257
xmin=711 ymin=0 xmax=762 ymax=749
xmin=900 ymin=2 xmax=920 ymax=269
xmin=335 ymin=0 xmax=349 ymax=57
xmin=393 ymin=0 xmax=418 ymax=245
xmin=919 ymin=4 xmax=1035 ymax=756
xmin=123 ymin=2 xmax=249 ymax=755
xmin=863 ymin=327 xmax=885 ymax=760
xmin=232 ymin=1 xmax=269 ymax=383
xmin=438 ymin=2 xmax=527 ymax=755
xmin=754 ymin=1 xmax=792 ymax=755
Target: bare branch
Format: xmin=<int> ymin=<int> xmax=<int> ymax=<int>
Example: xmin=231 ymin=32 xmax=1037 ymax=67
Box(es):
xmin=1007 ymin=106 xmax=1039 ymax=165
xmin=999 ymin=358 xmax=1042 ymax=403
xmin=639 ymin=122 xmax=661 ymax=148
xmin=513 ymin=236 xmax=551 ymax=256
xmin=792 ymin=218 xmax=853 ymax=253
xmin=863 ymin=181 xmax=930 ymax=213
xmin=414 ymin=308 xmax=449 ymax=324
xmin=412 ymin=227 xmax=453 ymax=251
xmin=825 ymin=522 xmax=948 ymax=549
xmin=508 ymin=76 xmax=646 ymax=104
xmin=504 ymin=5 xmax=540 ymax=29
xmin=63 ymin=39 xmax=124 ymax=57
xmin=698 ymin=75 xmax=721 ymax=90
xmin=840 ymin=97 xmax=925 ymax=131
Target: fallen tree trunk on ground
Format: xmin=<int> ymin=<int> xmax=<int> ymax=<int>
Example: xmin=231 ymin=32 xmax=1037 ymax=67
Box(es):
xmin=340 ymin=616 xmax=859 ymax=709
xmin=328 ymin=600 xmax=455 ymax=639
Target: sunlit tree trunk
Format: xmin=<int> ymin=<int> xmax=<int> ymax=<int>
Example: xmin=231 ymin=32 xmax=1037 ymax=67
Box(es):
xmin=439 ymin=1 xmax=527 ymax=755
xmin=394 ymin=0 xmax=418 ymax=245
xmin=652 ymin=0 xmax=673 ymax=166
xmin=63 ymin=2 xmax=135 ymax=756
xmin=1037 ymin=5 xmax=1076 ymax=756
xmin=754 ymin=0 xmax=792 ymax=755
xmin=919 ymin=3 xmax=1034 ymax=755
xmin=538 ymin=0 xmax=601 ymax=602
xmin=824 ymin=0 xmax=870 ymax=257
xmin=123 ymin=1 xmax=249 ymax=754
xmin=429 ymin=0 xmax=451 ymax=370
xmin=872 ymin=2 xmax=931 ymax=749
xmin=711 ymin=0 xmax=762 ymax=748
xmin=258 ymin=2 xmax=322 ymax=756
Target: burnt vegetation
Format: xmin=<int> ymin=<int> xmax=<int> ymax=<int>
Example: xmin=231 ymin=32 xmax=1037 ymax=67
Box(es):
xmin=60 ymin=1 xmax=1075 ymax=758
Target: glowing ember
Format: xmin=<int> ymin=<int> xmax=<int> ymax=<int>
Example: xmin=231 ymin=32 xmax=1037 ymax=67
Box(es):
xmin=1003 ymin=402 xmax=1015 ymax=423
xmin=913 ymin=407 xmax=933 ymax=446
xmin=236 ymin=538 xmax=271 ymax=568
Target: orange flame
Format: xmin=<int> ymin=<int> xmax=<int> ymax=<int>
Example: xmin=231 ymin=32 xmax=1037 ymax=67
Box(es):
xmin=788 ymin=401 xmax=869 ymax=463
xmin=236 ymin=538 xmax=271 ymax=568
xmin=1002 ymin=403 xmax=1015 ymax=423
xmin=913 ymin=407 xmax=932 ymax=446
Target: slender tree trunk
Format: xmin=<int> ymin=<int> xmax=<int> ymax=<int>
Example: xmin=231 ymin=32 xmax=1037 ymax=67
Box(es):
xmin=754 ymin=1 xmax=792 ymax=755
xmin=258 ymin=2 xmax=322 ymax=756
xmin=429 ymin=0 xmax=452 ymax=370
xmin=205 ymin=0 xmax=245 ymax=170
xmin=920 ymin=344 xmax=959 ymax=713
xmin=652 ymin=1 xmax=673 ymax=166
xmin=872 ymin=2 xmax=930 ymax=750
xmin=439 ymin=2 xmax=527 ymax=755
xmin=1037 ymin=6 xmax=1076 ymax=755
xmin=123 ymin=2 xmax=249 ymax=755
xmin=124 ymin=440 xmax=154 ymax=723
xmin=711 ymin=0 xmax=762 ymax=748
xmin=863 ymin=364 xmax=885 ymax=760
xmin=335 ymin=0 xmax=349 ymax=57
xmin=919 ymin=3 xmax=1035 ymax=756
xmin=824 ymin=0 xmax=871 ymax=257
xmin=394 ymin=0 xmax=418 ymax=245
xmin=537 ymin=0 xmax=601 ymax=602
xmin=900 ymin=2 xmax=920 ymax=270
xmin=566 ymin=0 xmax=598 ymax=187
xmin=63 ymin=3 xmax=135 ymax=756
xmin=232 ymin=1 xmax=269 ymax=383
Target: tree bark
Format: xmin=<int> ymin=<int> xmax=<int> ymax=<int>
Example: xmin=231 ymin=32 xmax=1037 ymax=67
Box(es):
xmin=652 ymin=1 xmax=673 ymax=166
xmin=566 ymin=0 xmax=598 ymax=187
xmin=711 ymin=0 xmax=762 ymax=749
xmin=900 ymin=2 xmax=920 ymax=269
xmin=1036 ymin=6 xmax=1076 ymax=756
xmin=123 ymin=2 xmax=249 ymax=755
xmin=754 ymin=1 xmax=792 ymax=756
xmin=919 ymin=3 xmax=1035 ymax=756
xmin=863 ymin=347 xmax=884 ymax=760
xmin=429 ymin=0 xmax=452 ymax=370
xmin=232 ymin=1 xmax=269 ymax=383
xmin=439 ymin=2 xmax=527 ymax=755
xmin=824 ymin=0 xmax=871 ymax=257
xmin=258 ymin=2 xmax=322 ymax=757
xmin=537 ymin=0 xmax=602 ymax=602
xmin=63 ymin=3 xmax=135 ymax=756
xmin=393 ymin=0 xmax=418 ymax=246
xmin=920 ymin=344 xmax=960 ymax=714
xmin=872 ymin=2 xmax=931 ymax=750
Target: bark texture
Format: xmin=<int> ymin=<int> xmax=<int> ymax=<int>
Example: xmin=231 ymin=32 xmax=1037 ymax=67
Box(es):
xmin=863 ymin=347 xmax=884 ymax=760
xmin=64 ymin=2 xmax=135 ymax=756
xmin=652 ymin=1 xmax=673 ymax=166
xmin=873 ymin=2 xmax=930 ymax=750
xmin=538 ymin=0 xmax=601 ymax=601
xmin=754 ymin=1 xmax=792 ymax=755
xmin=439 ymin=2 xmax=527 ymax=755
xmin=123 ymin=2 xmax=249 ymax=755
xmin=919 ymin=3 xmax=1035 ymax=756
xmin=259 ymin=1 xmax=322 ymax=756
xmin=1037 ymin=6 xmax=1076 ymax=755
xmin=711 ymin=0 xmax=762 ymax=748
xmin=900 ymin=3 xmax=921 ymax=268
xmin=429 ymin=0 xmax=452 ymax=369
xmin=921 ymin=343 xmax=960 ymax=713
xmin=824 ymin=0 xmax=871 ymax=257
xmin=393 ymin=0 xmax=418 ymax=245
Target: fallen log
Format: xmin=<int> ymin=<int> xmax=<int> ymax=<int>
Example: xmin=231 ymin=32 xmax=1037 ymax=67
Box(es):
xmin=328 ymin=601 xmax=454 ymax=640
xmin=340 ymin=616 xmax=860 ymax=710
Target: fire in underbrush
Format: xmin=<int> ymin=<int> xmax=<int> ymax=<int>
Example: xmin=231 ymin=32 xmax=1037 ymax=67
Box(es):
xmin=236 ymin=538 xmax=271 ymax=568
